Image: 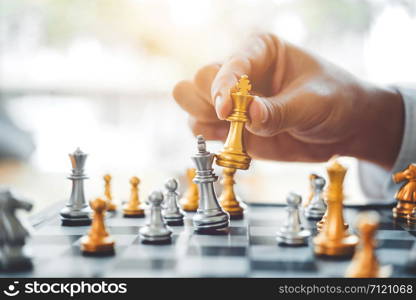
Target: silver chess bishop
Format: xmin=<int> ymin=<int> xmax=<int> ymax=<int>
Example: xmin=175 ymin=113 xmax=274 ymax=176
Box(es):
xmin=60 ymin=148 xmax=91 ymax=226
xmin=305 ymin=175 xmax=327 ymax=220
xmin=139 ymin=190 xmax=172 ymax=244
xmin=276 ymin=192 xmax=311 ymax=246
xmin=191 ymin=135 xmax=229 ymax=234
xmin=162 ymin=178 xmax=185 ymax=226
xmin=0 ymin=188 xmax=33 ymax=271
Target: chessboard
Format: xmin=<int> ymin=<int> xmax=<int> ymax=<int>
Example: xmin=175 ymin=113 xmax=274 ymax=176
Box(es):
xmin=2 ymin=202 xmax=416 ymax=278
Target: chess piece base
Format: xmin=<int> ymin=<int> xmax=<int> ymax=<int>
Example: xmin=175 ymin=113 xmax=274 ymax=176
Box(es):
xmin=61 ymin=217 xmax=91 ymax=226
xmin=123 ymin=208 xmax=145 ymax=218
xmin=229 ymin=213 xmax=244 ymax=220
xmin=81 ymin=236 xmax=115 ymax=255
xmin=193 ymin=209 xmax=229 ymax=233
xmin=165 ymin=219 xmax=184 ymax=226
xmin=276 ymin=229 xmax=310 ymax=246
xmin=139 ymin=227 xmax=172 ymax=243
xmin=195 ymin=227 xmax=229 ymax=235
xmin=393 ymin=206 xmax=413 ymax=220
xmin=313 ymin=234 xmax=358 ymax=257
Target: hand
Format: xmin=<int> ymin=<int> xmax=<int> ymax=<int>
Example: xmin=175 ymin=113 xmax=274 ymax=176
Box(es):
xmin=173 ymin=33 xmax=404 ymax=169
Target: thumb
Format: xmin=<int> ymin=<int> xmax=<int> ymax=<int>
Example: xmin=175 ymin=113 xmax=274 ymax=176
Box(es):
xmin=246 ymin=89 xmax=317 ymax=137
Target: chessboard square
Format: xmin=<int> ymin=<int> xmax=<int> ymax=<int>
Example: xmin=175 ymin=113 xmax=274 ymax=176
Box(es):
xmin=112 ymin=269 xmax=178 ymax=278
xmin=377 ymin=230 xmax=415 ymax=240
xmin=249 ymin=226 xmax=279 ymax=237
xmin=378 ymin=239 xmax=414 ymax=249
xmin=250 ymin=235 xmax=276 ymax=246
xmin=107 ymin=226 xmax=140 ymax=235
xmin=250 ymin=271 xmax=325 ymax=278
xmin=229 ymin=226 xmax=247 ymax=236
xmin=316 ymin=259 xmax=350 ymax=277
xmin=114 ymin=258 xmax=176 ymax=270
xmin=106 ymin=217 xmax=146 ymax=227
xmin=377 ymin=248 xmax=411 ymax=266
xmin=250 ymin=245 xmax=314 ymax=261
xmin=250 ymin=260 xmax=317 ymax=273
xmin=35 ymin=224 xmax=89 ymax=236
xmin=120 ymin=244 xmax=177 ymax=259
xmin=189 ymin=234 xmax=248 ymax=247
xmin=31 ymin=235 xmax=82 ymax=246
xmin=186 ymin=245 xmax=247 ymax=257
xmin=177 ymin=257 xmax=249 ymax=277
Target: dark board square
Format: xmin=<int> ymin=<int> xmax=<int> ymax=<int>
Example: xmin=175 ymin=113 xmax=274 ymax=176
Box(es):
xmin=378 ymin=239 xmax=415 ymax=249
xmin=114 ymin=258 xmax=176 ymax=270
xmin=250 ymin=236 xmax=276 ymax=246
xmin=187 ymin=246 xmax=247 ymax=257
xmin=250 ymin=260 xmax=317 ymax=272
xmin=229 ymin=226 xmax=247 ymax=236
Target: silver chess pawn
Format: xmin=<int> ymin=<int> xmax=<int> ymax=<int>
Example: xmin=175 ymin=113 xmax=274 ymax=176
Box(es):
xmin=139 ymin=190 xmax=172 ymax=244
xmin=276 ymin=192 xmax=311 ymax=246
xmin=60 ymin=148 xmax=91 ymax=226
xmin=162 ymin=178 xmax=185 ymax=226
xmin=305 ymin=175 xmax=327 ymax=220
xmin=192 ymin=135 xmax=229 ymax=234
xmin=0 ymin=188 xmax=33 ymax=271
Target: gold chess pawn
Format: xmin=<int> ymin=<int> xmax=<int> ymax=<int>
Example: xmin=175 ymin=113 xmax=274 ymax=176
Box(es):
xmin=313 ymin=159 xmax=358 ymax=257
xmin=345 ymin=211 xmax=381 ymax=278
xmin=216 ymin=75 xmax=253 ymax=170
xmin=219 ymin=167 xmax=244 ymax=220
xmin=123 ymin=176 xmax=145 ymax=218
xmin=103 ymin=174 xmax=117 ymax=211
xmin=81 ymin=197 xmax=115 ymax=255
xmin=392 ymin=164 xmax=416 ymax=221
xmin=180 ymin=168 xmax=199 ymax=212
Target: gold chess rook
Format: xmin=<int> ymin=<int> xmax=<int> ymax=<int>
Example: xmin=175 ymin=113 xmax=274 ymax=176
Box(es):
xmin=216 ymin=75 xmax=253 ymax=170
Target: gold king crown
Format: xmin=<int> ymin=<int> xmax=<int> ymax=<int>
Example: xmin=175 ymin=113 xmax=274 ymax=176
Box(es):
xmin=215 ymin=75 xmax=253 ymax=170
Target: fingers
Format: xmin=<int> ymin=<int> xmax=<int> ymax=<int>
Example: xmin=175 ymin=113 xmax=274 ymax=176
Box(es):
xmin=188 ymin=117 xmax=228 ymax=141
xmin=211 ymin=33 xmax=281 ymax=120
xmin=173 ymin=64 xmax=221 ymax=123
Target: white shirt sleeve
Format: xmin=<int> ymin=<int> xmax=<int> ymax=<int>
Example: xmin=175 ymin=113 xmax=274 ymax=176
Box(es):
xmin=358 ymin=87 xmax=416 ymax=204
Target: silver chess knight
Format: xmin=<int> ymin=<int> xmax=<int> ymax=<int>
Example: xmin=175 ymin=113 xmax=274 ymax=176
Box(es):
xmin=60 ymin=148 xmax=91 ymax=226
xmin=139 ymin=190 xmax=172 ymax=244
xmin=192 ymin=135 xmax=229 ymax=234
xmin=0 ymin=188 xmax=33 ymax=271
xmin=276 ymin=192 xmax=311 ymax=246
xmin=305 ymin=175 xmax=327 ymax=220
xmin=162 ymin=178 xmax=185 ymax=226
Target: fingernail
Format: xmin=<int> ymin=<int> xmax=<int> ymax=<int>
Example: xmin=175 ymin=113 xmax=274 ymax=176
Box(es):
xmin=215 ymin=95 xmax=225 ymax=119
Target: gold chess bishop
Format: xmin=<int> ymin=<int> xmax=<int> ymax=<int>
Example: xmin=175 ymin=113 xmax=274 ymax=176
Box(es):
xmin=216 ymin=75 xmax=253 ymax=170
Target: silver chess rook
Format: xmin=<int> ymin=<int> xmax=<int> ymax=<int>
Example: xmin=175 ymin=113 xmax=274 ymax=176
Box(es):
xmin=192 ymin=135 xmax=229 ymax=234
xmin=60 ymin=148 xmax=91 ymax=226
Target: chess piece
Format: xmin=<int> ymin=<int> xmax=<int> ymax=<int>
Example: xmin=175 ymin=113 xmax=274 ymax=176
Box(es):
xmin=162 ymin=178 xmax=185 ymax=226
xmin=123 ymin=176 xmax=145 ymax=218
xmin=216 ymin=75 xmax=253 ymax=170
xmin=103 ymin=174 xmax=117 ymax=212
xmin=305 ymin=175 xmax=327 ymax=220
xmin=81 ymin=197 xmax=115 ymax=256
xmin=392 ymin=164 xmax=416 ymax=221
xmin=139 ymin=190 xmax=172 ymax=244
xmin=313 ymin=159 xmax=358 ymax=257
xmin=408 ymin=207 xmax=416 ymax=225
xmin=304 ymin=174 xmax=319 ymax=207
xmin=0 ymin=189 xmax=33 ymax=271
xmin=219 ymin=167 xmax=244 ymax=220
xmin=276 ymin=192 xmax=310 ymax=246
xmin=345 ymin=211 xmax=381 ymax=277
xmin=180 ymin=168 xmax=199 ymax=212
xmin=60 ymin=148 xmax=92 ymax=226
xmin=192 ymin=135 xmax=229 ymax=234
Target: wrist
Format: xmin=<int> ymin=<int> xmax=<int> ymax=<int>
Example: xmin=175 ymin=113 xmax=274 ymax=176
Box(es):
xmin=347 ymin=84 xmax=404 ymax=170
